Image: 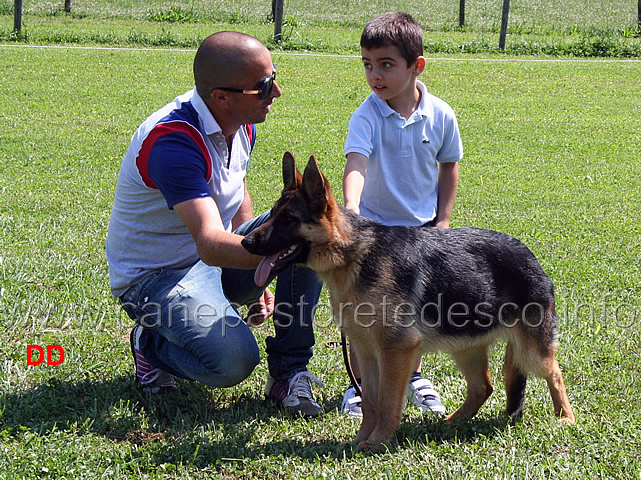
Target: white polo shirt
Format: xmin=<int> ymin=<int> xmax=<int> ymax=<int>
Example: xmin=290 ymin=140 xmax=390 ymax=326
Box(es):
xmin=344 ymin=80 xmax=463 ymax=226
xmin=106 ymin=89 xmax=252 ymax=297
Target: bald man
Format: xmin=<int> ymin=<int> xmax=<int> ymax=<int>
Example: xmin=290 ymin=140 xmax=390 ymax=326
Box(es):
xmin=106 ymin=32 xmax=324 ymax=417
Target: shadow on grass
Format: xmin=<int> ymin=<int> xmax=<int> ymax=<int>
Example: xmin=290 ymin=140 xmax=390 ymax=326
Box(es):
xmin=0 ymin=376 xmax=511 ymax=465
xmin=396 ymin=413 xmax=511 ymax=448
xmin=1 ymin=375 xmax=291 ymax=435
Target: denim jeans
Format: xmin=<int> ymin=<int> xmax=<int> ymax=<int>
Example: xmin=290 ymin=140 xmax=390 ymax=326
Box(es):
xmin=119 ymin=211 xmax=323 ymax=387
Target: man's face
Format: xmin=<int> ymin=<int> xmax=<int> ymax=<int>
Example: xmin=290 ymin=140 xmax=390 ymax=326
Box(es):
xmin=225 ymin=54 xmax=282 ymax=125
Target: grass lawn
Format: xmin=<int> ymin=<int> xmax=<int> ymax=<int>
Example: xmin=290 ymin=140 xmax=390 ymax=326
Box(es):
xmin=2 ymin=0 xmax=641 ymax=56
xmin=1 ymin=4 xmax=641 ymax=478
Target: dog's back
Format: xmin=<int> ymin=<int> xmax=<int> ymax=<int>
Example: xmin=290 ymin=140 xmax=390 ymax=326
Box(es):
xmin=336 ymin=213 xmax=552 ymax=324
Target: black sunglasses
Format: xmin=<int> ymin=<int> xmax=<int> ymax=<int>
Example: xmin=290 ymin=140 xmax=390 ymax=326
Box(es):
xmin=215 ymin=65 xmax=276 ymax=100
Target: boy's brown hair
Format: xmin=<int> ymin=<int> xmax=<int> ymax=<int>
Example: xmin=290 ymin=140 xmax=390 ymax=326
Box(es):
xmin=360 ymin=12 xmax=424 ymax=67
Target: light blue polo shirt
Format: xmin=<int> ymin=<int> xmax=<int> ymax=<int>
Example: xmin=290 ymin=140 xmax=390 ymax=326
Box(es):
xmin=344 ymin=80 xmax=463 ymax=226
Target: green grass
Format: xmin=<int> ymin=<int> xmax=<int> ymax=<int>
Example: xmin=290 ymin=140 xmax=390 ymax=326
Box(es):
xmin=1 ymin=44 xmax=641 ymax=479
xmin=1 ymin=6 xmax=641 ymax=479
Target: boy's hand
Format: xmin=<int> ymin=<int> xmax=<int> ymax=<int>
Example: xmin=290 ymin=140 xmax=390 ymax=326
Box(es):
xmin=345 ymin=202 xmax=360 ymax=215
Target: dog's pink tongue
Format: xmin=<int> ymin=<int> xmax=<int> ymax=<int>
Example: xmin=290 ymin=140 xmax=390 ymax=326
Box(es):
xmin=254 ymin=253 xmax=280 ymax=287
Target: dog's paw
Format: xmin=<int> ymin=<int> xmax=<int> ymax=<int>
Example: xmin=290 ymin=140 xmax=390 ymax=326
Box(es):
xmin=358 ymin=440 xmax=380 ymax=452
xmin=558 ymin=415 xmax=576 ymax=425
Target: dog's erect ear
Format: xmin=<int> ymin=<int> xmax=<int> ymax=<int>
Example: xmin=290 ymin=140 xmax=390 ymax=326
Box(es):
xmin=302 ymin=155 xmax=329 ymax=212
xmin=282 ymin=151 xmax=302 ymax=192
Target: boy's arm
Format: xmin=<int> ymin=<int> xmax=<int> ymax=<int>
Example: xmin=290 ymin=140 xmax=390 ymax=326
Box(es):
xmin=343 ymin=152 xmax=368 ymax=214
xmin=435 ymin=162 xmax=459 ymax=228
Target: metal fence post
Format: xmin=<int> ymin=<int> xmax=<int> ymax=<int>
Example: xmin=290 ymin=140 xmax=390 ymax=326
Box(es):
xmin=273 ymin=0 xmax=284 ymax=42
xmin=14 ymin=0 xmax=23 ymax=34
xmin=499 ymin=0 xmax=510 ymax=50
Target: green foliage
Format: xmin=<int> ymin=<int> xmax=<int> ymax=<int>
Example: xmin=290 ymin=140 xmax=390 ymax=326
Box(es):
xmin=0 ymin=0 xmax=12 ymax=16
xmin=147 ymin=6 xmax=249 ymax=25
xmin=147 ymin=6 xmax=199 ymax=24
xmin=1 ymin=0 xmax=640 ymax=57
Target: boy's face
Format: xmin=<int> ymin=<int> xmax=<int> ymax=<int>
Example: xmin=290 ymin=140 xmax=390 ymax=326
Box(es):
xmin=361 ymin=45 xmax=425 ymax=103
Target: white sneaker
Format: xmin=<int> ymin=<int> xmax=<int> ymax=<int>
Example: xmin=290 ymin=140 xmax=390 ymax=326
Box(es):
xmin=407 ymin=376 xmax=446 ymax=415
xmin=340 ymin=384 xmax=363 ymax=419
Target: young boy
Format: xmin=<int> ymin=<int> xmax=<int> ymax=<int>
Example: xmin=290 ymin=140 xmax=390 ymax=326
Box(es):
xmin=341 ymin=12 xmax=463 ymax=418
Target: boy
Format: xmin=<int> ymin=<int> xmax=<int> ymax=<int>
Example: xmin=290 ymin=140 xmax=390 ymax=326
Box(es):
xmin=342 ymin=12 xmax=463 ymax=418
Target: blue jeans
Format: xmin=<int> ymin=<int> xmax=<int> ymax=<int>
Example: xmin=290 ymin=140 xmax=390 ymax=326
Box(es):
xmin=119 ymin=211 xmax=323 ymax=387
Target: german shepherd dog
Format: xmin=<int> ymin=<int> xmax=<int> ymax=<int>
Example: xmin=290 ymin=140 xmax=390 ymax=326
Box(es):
xmin=242 ymin=152 xmax=575 ymax=450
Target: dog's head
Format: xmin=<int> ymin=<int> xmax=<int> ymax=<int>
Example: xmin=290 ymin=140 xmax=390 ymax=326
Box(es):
xmin=242 ymin=151 xmax=336 ymax=286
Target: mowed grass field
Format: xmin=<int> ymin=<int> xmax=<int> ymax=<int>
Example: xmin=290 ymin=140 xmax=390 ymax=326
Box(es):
xmin=1 ymin=3 xmax=641 ymax=478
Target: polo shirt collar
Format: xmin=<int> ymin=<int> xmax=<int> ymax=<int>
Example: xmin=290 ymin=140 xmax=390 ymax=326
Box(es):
xmin=190 ymin=88 xmax=223 ymax=136
xmin=415 ymin=80 xmax=434 ymax=119
xmin=369 ymin=79 xmax=434 ymax=119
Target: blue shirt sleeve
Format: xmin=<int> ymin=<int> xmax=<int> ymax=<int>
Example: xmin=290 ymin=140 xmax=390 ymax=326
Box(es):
xmin=146 ymin=132 xmax=211 ymax=209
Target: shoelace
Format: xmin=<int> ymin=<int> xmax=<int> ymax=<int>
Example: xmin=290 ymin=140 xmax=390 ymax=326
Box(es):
xmin=141 ymin=368 xmax=175 ymax=386
xmin=410 ymin=378 xmax=440 ymax=402
xmin=288 ymin=371 xmax=323 ymax=398
xmin=346 ymin=393 xmax=362 ymax=408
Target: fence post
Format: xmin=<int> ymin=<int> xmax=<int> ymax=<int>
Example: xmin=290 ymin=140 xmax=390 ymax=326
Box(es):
xmin=499 ymin=0 xmax=510 ymax=50
xmin=14 ymin=0 xmax=23 ymax=34
xmin=638 ymin=0 xmax=640 ymax=29
xmin=459 ymin=0 xmax=465 ymax=27
xmin=65 ymin=0 xmax=71 ymax=13
xmin=273 ymin=0 xmax=284 ymax=42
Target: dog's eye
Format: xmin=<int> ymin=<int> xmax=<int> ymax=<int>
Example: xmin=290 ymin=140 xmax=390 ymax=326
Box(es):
xmin=279 ymin=212 xmax=299 ymax=225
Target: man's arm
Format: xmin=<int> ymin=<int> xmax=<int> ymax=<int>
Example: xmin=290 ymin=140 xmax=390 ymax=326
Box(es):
xmin=232 ymin=179 xmax=254 ymax=231
xmin=434 ymin=161 xmax=459 ymax=228
xmin=173 ymin=195 xmax=262 ymax=269
xmin=175 ymin=180 xmax=274 ymax=323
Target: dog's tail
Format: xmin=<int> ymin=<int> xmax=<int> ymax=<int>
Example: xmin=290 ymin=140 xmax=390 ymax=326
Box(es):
xmin=503 ymin=303 xmax=575 ymax=425
xmin=504 ymin=342 xmax=528 ymax=423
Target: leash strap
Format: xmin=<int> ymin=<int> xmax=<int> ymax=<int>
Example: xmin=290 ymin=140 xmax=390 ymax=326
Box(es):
xmin=341 ymin=332 xmax=362 ymax=397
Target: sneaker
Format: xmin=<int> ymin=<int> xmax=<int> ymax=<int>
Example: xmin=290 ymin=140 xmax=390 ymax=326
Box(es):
xmin=407 ymin=376 xmax=446 ymax=415
xmin=130 ymin=326 xmax=178 ymax=394
xmin=265 ymin=371 xmax=323 ymax=418
xmin=340 ymin=384 xmax=363 ymax=419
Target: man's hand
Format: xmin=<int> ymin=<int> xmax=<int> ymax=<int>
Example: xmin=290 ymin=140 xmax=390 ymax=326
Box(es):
xmin=244 ymin=288 xmax=275 ymax=327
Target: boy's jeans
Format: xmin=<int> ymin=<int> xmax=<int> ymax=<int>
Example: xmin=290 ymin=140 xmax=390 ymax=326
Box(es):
xmin=119 ymin=211 xmax=323 ymax=386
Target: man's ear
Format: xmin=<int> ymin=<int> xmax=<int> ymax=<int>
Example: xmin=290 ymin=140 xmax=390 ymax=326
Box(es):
xmin=413 ymin=56 xmax=426 ymax=76
xmin=208 ymin=88 xmax=230 ymax=107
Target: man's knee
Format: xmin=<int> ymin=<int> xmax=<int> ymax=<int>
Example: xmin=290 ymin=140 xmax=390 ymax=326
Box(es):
xmin=201 ymin=343 xmax=260 ymax=387
xmin=200 ymin=321 xmax=261 ymax=387
xmin=222 ymin=348 xmax=260 ymax=387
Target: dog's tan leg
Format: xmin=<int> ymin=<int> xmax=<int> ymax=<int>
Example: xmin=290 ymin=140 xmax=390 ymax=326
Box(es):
xmin=360 ymin=346 xmax=416 ymax=450
xmin=542 ymin=353 xmax=575 ymax=424
xmin=446 ymin=344 xmax=493 ymax=422
xmin=352 ymin=339 xmax=380 ymax=445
